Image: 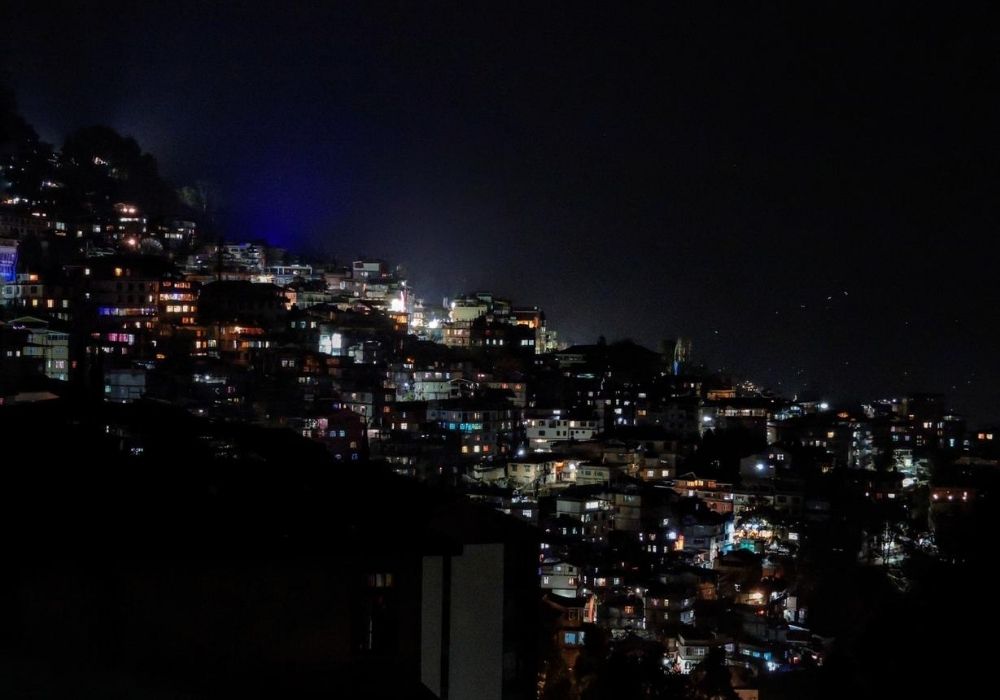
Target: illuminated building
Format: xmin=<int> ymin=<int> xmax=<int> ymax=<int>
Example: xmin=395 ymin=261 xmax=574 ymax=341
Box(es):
xmin=0 ymin=272 xmax=74 ymax=322
xmin=427 ymin=397 xmax=520 ymax=457
xmin=550 ymin=491 xmax=613 ymax=543
xmin=383 ymin=400 xmax=428 ymax=435
xmin=512 ymin=306 xmax=547 ymax=354
xmin=110 ymin=202 xmax=147 ymax=246
xmin=157 ymin=278 xmax=198 ymax=326
xmin=732 ymin=480 xmax=805 ymax=516
xmin=449 ymin=296 xmax=489 ymax=323
xmin=506 ymin=453 xmax=570 ymax=490
xmin=81 ymin=257 xmax=174 ymax=360
xmin=676 ymin=632 xmax=730 ymax=674
xmin=441 ymin=320 xmax=471 ymax=347
xmin=469 ymin=316 xmax=536 ymax=352
xmin=699 ymin=397 xmax=774 ymax=438
xmin=524 ymin=412 xmax=600 ymax=450
xmin=0 ymin=208 xmax=49 ymax=239
xmin=672 ymin=475 xmax=735 ymax=514
xmin=153 ymin=218 xmax=196 ymax=249
xmin=543 ymin=592 xmax=592 ymax=668
xmin=540 ymin=559 xmax=582 ymax=598
xmin=351 ymin=259 xmax=388 ymax=279
xmin=267 ymin=263 xmax=314 ymax=285
xmin=104 ymin=367 xmax=146 ymax=402
xmin=739 ymin=447 xmax=793 ymax=481
xmin=5 ymin=316 xmax=69 ymax=381
xmin=406 ymin=372 xmax=463 ymax=402
xmin=0 ymin=237 xmax=17 ymax=282
xmin=573 ymin=461 xmax=615 ymax=486
xmin=643 ymin=582 xmax=696 ymax=628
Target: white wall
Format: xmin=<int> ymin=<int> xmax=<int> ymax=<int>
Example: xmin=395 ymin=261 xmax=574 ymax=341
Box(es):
xmin=450 ymin=543 xmax=504 ymax=700
xmin=421 ymin=555 xmax=444 ymax=697
xmin=421 ymin=543 xmax=506 ymax=700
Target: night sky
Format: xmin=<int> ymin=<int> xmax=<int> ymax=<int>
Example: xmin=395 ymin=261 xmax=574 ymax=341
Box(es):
xmin=3 ymin=2 xmax=998 ymax=423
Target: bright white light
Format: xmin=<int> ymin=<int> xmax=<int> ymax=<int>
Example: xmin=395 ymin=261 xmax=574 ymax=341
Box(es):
xmin=389 ymin=296 xmax=405 ymax=313
xmin=756 ymin=462 xmax=765 ymax=472
xmin=819 ymin=402 xmax=829 ymax=410
xmin=428 ymin=319 xmax=440 ymax=329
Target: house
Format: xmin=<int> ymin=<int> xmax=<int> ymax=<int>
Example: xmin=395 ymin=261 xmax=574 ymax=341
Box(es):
xmin=675 ymin=631 xmax=730 ymax=674
xmin=506 ymin=453 xmax=563 ymax=489
xmin=574 ymin=461 xmax=615 ymax=486
xmin=5 ymin=316 xmax=69 ymax=381
xmin=543 ymin=593 xmax=593 ymax=668
xmin=552 ymin=491 xmax=614 ymax=543
xmin=602 ymin=593 xmax=644 ymax=630
xmin=672 ymin=474 xmax=735 ymax=514
xmin=426 ymin=397 xmax=521 ymax=458
xmin=541 ymin=560 xmax=582 ymax=597
xmin=643 ymin=582 xmax=696 ymax=628
xmin=739 ymin=447 xmax=793 ymax=480
xmin=523 ymin=412 xmax=600 ymax=450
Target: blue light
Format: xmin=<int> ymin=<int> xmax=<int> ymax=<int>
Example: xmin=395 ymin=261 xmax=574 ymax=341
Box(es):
xmin=0 ymin=246 xmax=16 ymax=283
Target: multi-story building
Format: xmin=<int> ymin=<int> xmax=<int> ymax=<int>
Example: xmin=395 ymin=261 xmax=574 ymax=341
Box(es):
xmin=426 ymin=397 xmax=520 ymax=457
xmin=1 ymin=272 xmax=74 ymax=322
xmin=506 ymin=453 xmax=569 ymax=489
xmin=540 ymin=559 xmax=582 ymax=598
xmin=524 ymin=412 xmax=600 ymax=450
xmin=6 ymin=316 xmax=70 ymax=381
xmin=739 ymin=447 xmax=793 ymax=480
xmin=81 ymin=258 xmax=173 ymax=360
xmin=512 ymin=306 xmax=547 ymax=354
xmin=0 ymin=237 xmax=17 ymax=282
xmin=672 ymin=475 xmax=735 ymax=515
xmin=551 ymin=492 xmax=614 ymax=543
xmin=644 ymin=582 xmax=697 ymax=628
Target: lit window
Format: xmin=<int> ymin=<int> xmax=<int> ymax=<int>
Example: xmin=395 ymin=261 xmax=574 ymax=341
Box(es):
xmin=367 ymin=573 xmax=393 ymax=588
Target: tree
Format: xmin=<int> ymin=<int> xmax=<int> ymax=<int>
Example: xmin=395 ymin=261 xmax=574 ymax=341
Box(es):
xmin=178 ymin=180 xmax=222 ymax=231
xmin=60 ymin=125 xmax=180 ymax=217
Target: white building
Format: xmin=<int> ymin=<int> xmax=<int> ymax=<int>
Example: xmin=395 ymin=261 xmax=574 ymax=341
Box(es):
xmin=8 ymin=316 xmax=69 ymax=381
xmin=540 ymin=560 xmax=581 ymax=598
xmin=524 ymin=415 xmax=600 ymax=450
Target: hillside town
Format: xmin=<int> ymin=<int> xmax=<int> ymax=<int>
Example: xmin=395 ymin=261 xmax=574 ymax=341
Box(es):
xmin=2 ymin=103 xmax=996 ymax=700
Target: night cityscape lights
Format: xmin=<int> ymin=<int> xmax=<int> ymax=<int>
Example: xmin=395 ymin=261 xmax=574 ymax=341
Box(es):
xmin=3 ymin=3 xmax=998 ymax=698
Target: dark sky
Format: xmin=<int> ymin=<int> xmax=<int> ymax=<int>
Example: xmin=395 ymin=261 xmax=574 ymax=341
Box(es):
xmin=3 ymin=2 xmax=999 ymax=423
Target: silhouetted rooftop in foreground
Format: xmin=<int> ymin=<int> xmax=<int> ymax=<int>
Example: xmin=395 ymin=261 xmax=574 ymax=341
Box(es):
xmin=1 ymin=397 xmax=539 ymax=698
